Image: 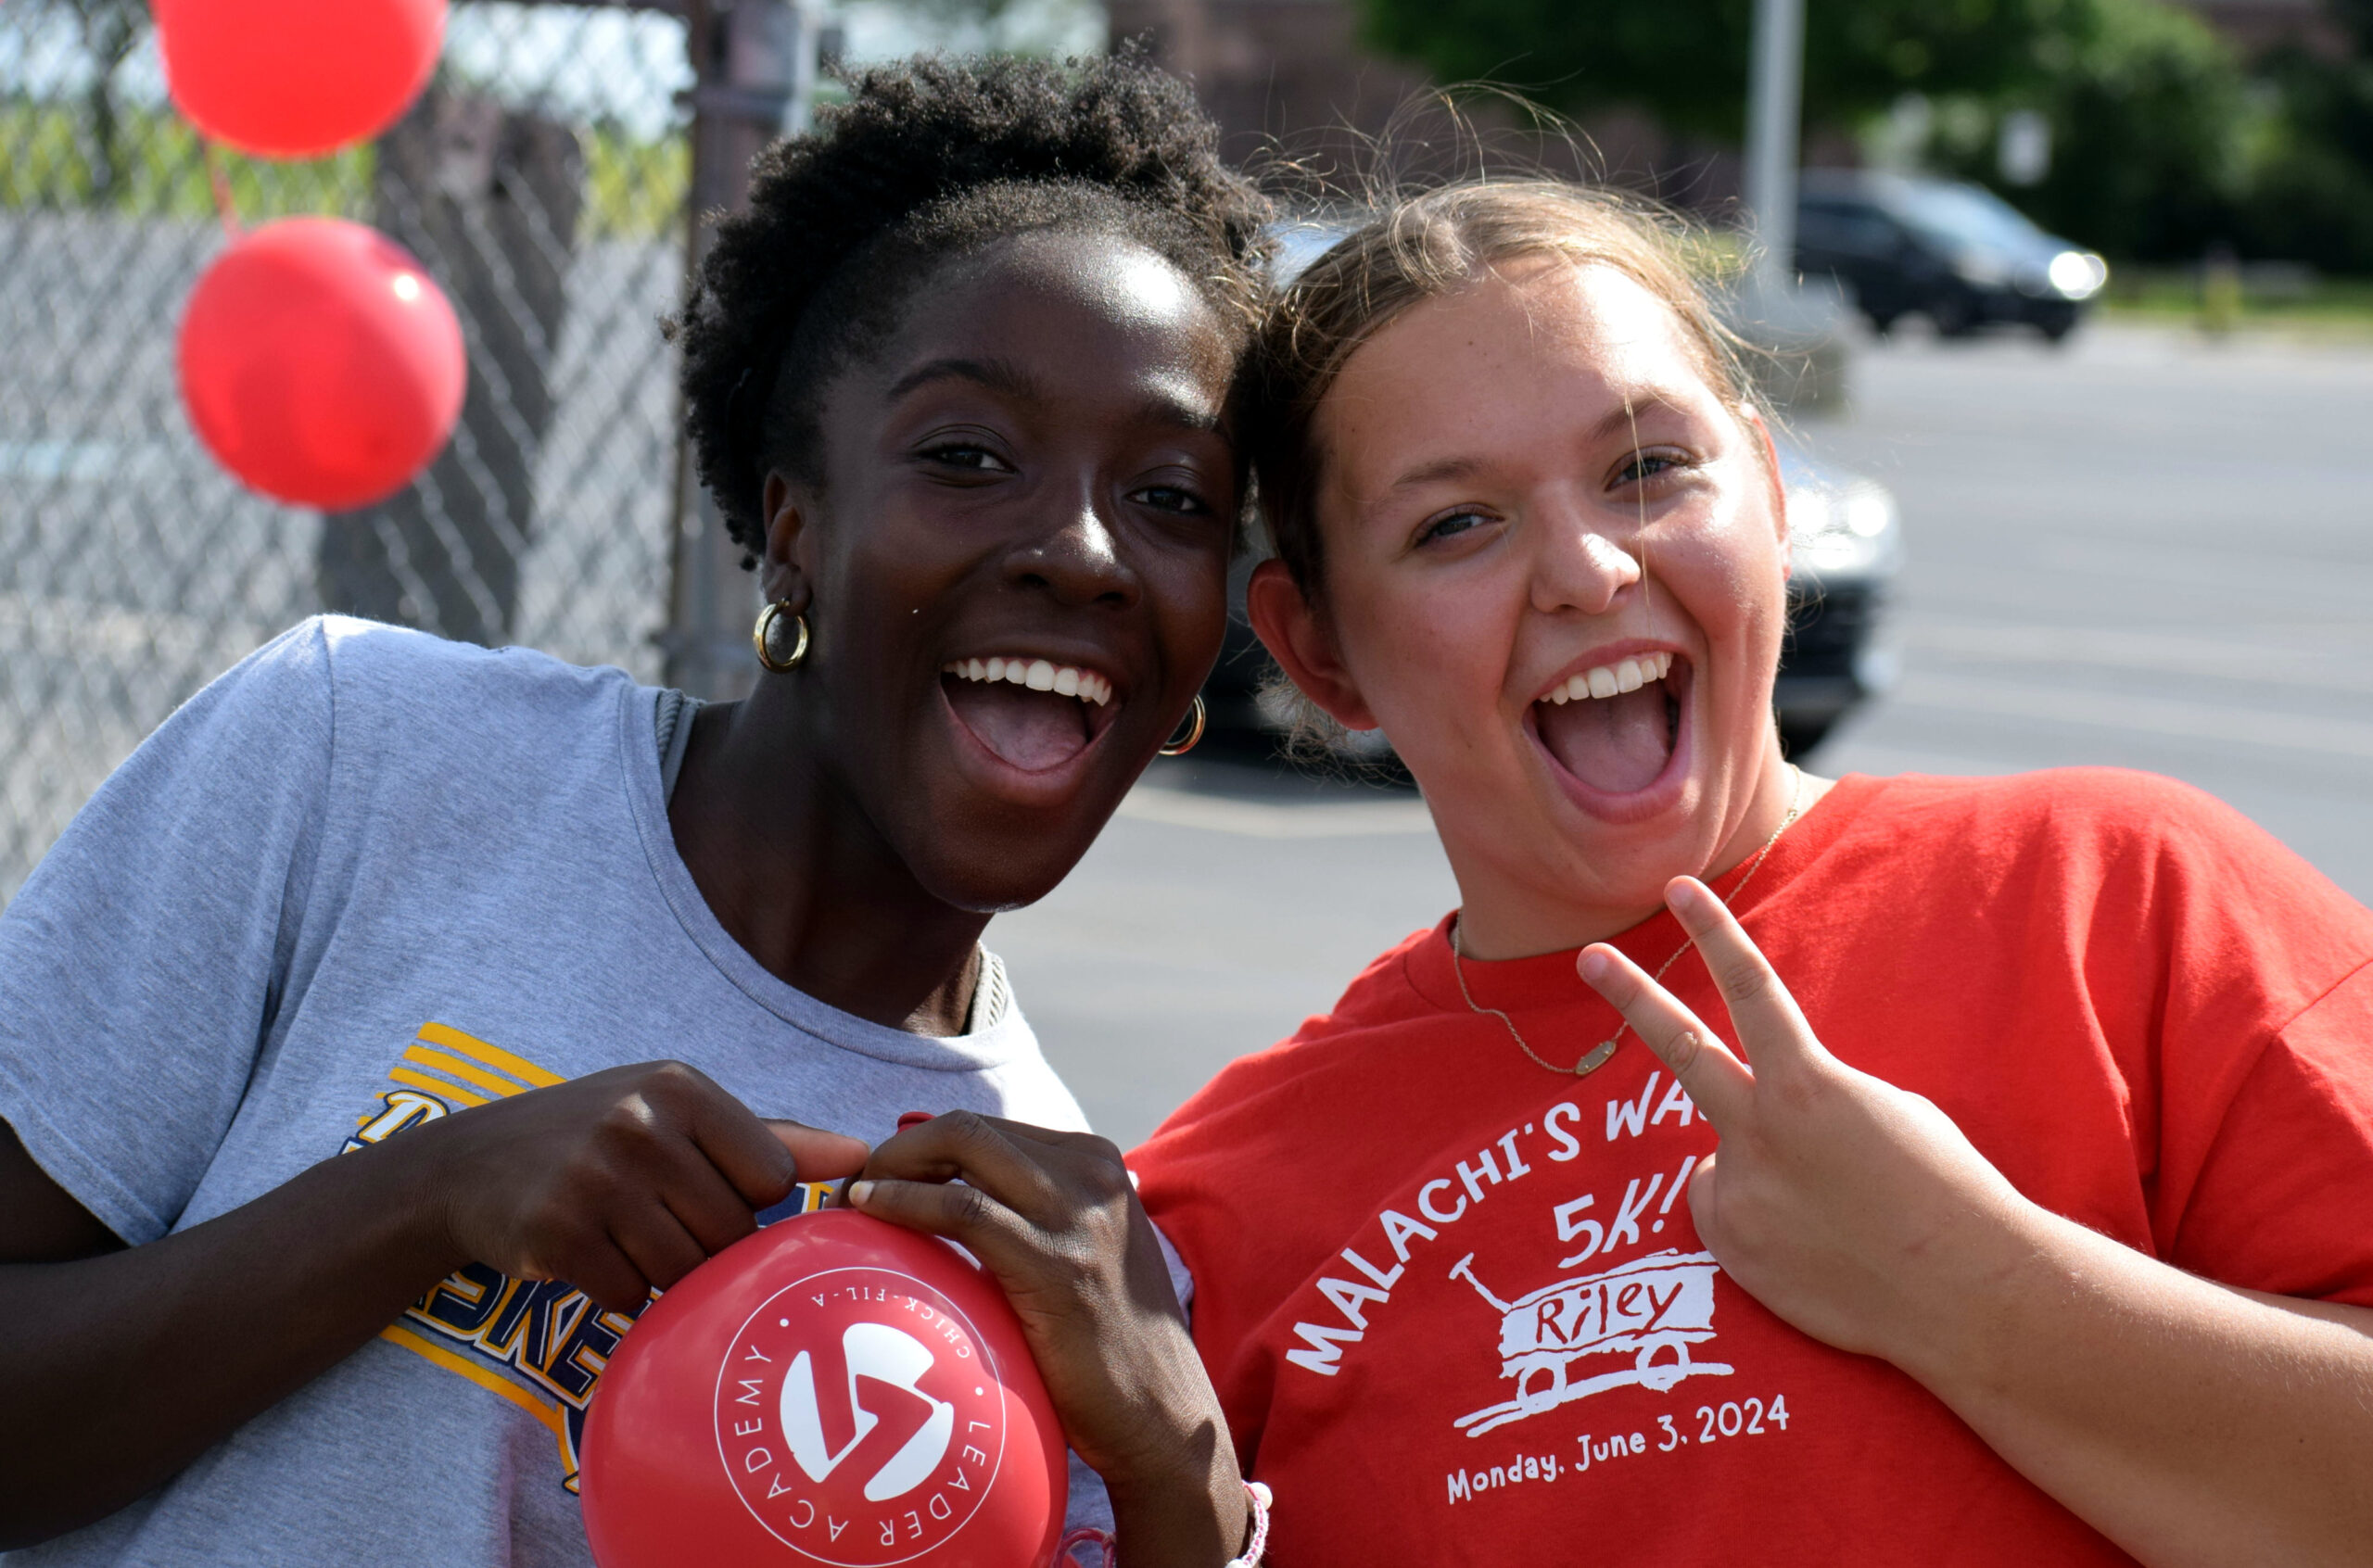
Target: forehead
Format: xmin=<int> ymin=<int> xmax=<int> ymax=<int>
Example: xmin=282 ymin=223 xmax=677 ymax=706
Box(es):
xmin=880 ymin=230 xmax=1236 ymax=394
xmin=1318 ymin=261 xmax=1719 ymax=482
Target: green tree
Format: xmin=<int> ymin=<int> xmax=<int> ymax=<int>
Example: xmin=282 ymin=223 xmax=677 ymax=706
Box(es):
xmin=1940 ymin=0 xmax=2252 ymax=260
xmin=2238 ymin=43 xmax=2373 ymax=271
xmin=1358 ymin=0 xmax=2101 ymax=140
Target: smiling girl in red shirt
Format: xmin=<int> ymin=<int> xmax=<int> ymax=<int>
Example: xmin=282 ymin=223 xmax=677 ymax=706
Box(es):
xmin=1122 ymin=183 xmax=2373 ymax=1566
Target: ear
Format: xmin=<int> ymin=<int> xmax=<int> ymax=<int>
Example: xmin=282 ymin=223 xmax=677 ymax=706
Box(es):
xmin=1246 ymin=559 xmax=1381 ymax=732
xmin=758 ymin=471 xmax=818 ymax=611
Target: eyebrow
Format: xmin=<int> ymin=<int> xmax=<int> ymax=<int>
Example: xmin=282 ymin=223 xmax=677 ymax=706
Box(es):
xmin=1379 ymin=388 xmax=1695 ymax=493
xmin=888 ymin=356 xmax=1225 ymax=436
xmin=885 ymin=356 xmax=1042 ymax=403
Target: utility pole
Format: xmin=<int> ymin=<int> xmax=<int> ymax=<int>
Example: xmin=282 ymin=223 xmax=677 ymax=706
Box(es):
xmin=1742 ymin=0 xmax=1805 ymax=292
xmin=662 ymin=0 xmax=818 ymax=699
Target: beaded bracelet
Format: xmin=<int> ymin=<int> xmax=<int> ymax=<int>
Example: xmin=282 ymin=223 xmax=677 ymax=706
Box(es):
xmin=1051 ymin=1479 xmax=1272 ymax=1568
xmin=1225 ymin=1480 xmax=1273 ymax=1568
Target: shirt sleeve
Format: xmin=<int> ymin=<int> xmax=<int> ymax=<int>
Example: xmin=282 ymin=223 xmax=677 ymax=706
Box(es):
xmin=0 ymin=619 xmax=336 ymax=1245
xmin=2165 ymin=956 xmax=2373 ymax=1307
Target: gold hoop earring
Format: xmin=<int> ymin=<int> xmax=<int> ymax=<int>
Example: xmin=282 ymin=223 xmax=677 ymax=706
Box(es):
xmin=753 ymin=601 xmax=808 ymax=673
xmin=1159 ymin=694 xmax=1207 ymax=756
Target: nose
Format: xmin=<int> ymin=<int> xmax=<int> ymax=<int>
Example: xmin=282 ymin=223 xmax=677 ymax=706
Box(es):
xmin=1004 ymin=483 xmax=1143 ymax=611
xmin=1530 ymin=493 xmax=1642 ymax=617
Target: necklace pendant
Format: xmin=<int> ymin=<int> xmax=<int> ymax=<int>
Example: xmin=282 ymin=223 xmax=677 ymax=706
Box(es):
xmin=1571 ymin=1037 xmax=1620 ymax=1077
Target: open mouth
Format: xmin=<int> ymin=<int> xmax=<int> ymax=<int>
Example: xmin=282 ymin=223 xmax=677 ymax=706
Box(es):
xmin=1532 ymin=651 xmax=1685 ymax=797
xmin=940 ymin=655 xmax=1118 ymax=774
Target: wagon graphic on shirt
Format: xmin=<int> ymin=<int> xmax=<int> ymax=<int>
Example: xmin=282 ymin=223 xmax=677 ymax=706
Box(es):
xmin=1448 ymin=1247 xmax=1734 ymax=1436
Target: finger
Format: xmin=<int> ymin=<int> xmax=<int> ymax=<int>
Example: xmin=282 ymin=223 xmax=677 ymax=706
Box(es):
xmin=898 ymin=1110 xmax=1119 ymax=1159
xmin=1663 ymin=877 xmax=1824 ymax=1069
xmin=857 ymin=1112 xmax=1067 ymax=1223
xmin=1682 ymin=1148 xmax=1726 ymax=1253
xmin=608 ymin=1199 xmax=710 ymax=1294
xmin=844 ymin=1174 xmax=1047 ymax=1283
xmin=1577 ymin=942 xmax=1754 ymax=1129
xmin=541 ymin=1232 xmax=653 ymax=1316
xmin=645 ymin=1066 xmax=803 ymax=1208
xmin=764 ymin=1120 xmax=870 ymax=1183
xmin=655 ymin=1154 xmax=764 ymax=1258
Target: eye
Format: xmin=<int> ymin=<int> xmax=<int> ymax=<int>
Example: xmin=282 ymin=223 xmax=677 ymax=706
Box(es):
xmin=1130 ymin=482 xmax=1212 ymax=516
xmin=1415 ymin=507 xmax=1494 ymax=547
xmin=920 ymin=442 xmax=1014 ymax=474
xmin=1610 ymin=448 xmax=1691 ymax=488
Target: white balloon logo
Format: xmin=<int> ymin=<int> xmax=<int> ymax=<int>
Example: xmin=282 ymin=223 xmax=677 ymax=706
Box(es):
xmin=780 ymin=1321 xmax=957 ymax=1502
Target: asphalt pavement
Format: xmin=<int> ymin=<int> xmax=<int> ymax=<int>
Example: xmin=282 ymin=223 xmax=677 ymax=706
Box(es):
xmin=996 ymin=321 xmax=2373 ymax=1147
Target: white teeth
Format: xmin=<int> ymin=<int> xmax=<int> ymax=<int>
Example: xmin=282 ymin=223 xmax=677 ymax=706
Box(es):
xmin=1541 ymin=652 xmax=1676 ymax=707
xmin=940 ymin=657 xmax=1113 ymax=707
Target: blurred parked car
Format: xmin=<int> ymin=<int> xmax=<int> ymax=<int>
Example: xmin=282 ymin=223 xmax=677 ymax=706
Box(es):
xmin=1796 ymin=169 xmax=2108 ymax=340
xmin=1199 ymin=438 xmax=1902 ymax=762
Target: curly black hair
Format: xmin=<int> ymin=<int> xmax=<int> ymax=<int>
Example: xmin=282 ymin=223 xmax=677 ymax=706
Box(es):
xmin=671 ymin=50 xmax=1273 ymax=563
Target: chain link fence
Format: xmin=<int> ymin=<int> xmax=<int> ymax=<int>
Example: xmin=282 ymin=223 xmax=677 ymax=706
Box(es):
xmin=0 ymin=1 xmax=700 ymax=903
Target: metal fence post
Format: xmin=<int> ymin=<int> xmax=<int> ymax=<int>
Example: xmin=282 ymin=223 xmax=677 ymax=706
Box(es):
xmin=661 ymin=0 xmax=813 ymax=700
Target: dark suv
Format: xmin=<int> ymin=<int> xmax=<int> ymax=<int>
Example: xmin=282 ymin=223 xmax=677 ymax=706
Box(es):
xmin=1796 ymin=170 xmax=2107 ymax=340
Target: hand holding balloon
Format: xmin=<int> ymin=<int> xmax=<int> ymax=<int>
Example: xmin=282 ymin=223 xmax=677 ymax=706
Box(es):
xmin=1575 ymin=878 xmax=2040 ymax=1376
xmin=408 ymin=1059 xmax=869 ymax=1312
xmin=848 ymin=1114 xmax=1250 ymax=1568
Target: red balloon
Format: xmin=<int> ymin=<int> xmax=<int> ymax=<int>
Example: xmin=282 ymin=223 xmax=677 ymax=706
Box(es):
xmin=158 ymin=0 xmax=447 ymax=159
xmin=177 ymin=217 xmax=465 ymax=512
xmin=583 ymin=1210 xmax=1067 ymax=1568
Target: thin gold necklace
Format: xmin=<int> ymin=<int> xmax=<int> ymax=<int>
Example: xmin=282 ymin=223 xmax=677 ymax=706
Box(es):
xmin=1451 ymin=765 xmax=1807 ymax=1078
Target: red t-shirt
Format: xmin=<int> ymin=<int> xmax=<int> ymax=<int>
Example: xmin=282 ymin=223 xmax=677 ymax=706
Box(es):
xmin=1133 ymin=771 xmax=2373 ymax=1565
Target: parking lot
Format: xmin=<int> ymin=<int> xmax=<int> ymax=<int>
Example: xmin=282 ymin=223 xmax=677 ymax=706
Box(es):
xmin=998 ymin=321 xmax=2373 ymax=1144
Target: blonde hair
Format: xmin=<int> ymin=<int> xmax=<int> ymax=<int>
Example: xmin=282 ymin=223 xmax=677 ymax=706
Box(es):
xmin=1248 ymin=179 xmax=1762 ymax=607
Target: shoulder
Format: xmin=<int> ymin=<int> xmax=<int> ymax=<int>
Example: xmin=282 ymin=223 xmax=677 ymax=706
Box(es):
xmin=306 ymin=616 xmax=640 ymax=774
xmin=1827 ymin=767 xmax=2373 ymax=1051
xmin=314 ymin=615 xmax=629 ymax=717
xmin=1837 ymin=767 xmax=2344 ymax=904
xmin=1843 ymin=765 xmax=2233 ymax=841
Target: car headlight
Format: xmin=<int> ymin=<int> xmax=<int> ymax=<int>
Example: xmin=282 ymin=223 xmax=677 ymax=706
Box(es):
xmin=1789 ymin=481 xmax=1898 ymax=577
xmin=2047 ymin=249 xmax=2107 ymax=299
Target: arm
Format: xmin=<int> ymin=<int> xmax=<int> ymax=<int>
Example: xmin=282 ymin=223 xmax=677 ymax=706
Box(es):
xmin=0 ymin=1065 xmax=866 ymax=1549
xmin=1580 ymin=878 xmax=2373 ymax=1568
xmin=846 ymin=1113 xmax=1250 ymax=1568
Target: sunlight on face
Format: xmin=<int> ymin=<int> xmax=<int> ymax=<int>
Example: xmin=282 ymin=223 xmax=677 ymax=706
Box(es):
xmin=1311 ymin=259 xmax=1792 ymax=945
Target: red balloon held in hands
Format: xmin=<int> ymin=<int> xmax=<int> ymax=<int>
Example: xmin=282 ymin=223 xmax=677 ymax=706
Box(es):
xmin=177 ymin=218 xmax=465 ymax=512
xmin=156 ymin=0 xmax=448 ymax=159
xmin=582 ymin=1208 xmax=1067 ymax=1568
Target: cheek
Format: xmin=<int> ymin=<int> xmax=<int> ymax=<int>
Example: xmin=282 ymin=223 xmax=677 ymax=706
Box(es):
xmin=1333 ymin=564 xmax=1518 ymax=741
xmin=1145 ymin=537 xmax=1233 ymax=673
xmin=1660 ymin=512 xmax=1789 ymax=653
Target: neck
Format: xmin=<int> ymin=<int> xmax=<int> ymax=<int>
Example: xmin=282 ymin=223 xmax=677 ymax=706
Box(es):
xmin=666 ymin=692 xmax=989 ymax=1035
xmin=1452 ymin=743 xmax=1824 ymax=960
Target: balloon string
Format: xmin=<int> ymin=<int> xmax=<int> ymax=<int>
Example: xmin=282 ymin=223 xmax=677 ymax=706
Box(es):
xmin=200 ymin=140 xmax=242 ymax=243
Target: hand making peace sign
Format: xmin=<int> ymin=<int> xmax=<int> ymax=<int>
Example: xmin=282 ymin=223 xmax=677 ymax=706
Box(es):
xmin=1575 ymin=875 xmax=2036 ymax=1375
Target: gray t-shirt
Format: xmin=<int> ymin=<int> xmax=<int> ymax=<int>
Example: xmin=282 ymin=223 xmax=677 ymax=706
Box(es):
xmin=0 ymin=617 xmax=1109 ymax=1566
